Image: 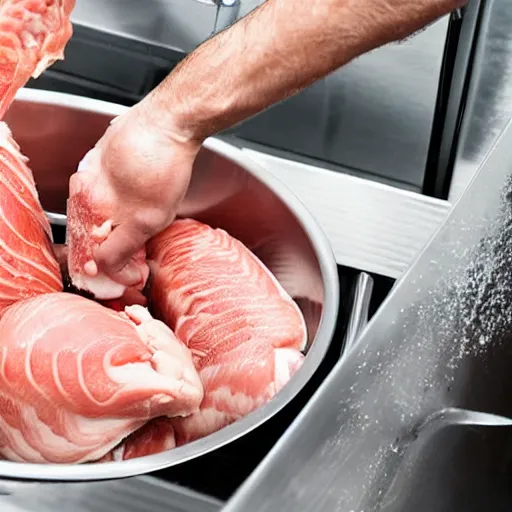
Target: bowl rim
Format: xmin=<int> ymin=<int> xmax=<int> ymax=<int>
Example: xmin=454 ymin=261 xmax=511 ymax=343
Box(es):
xmin=0 ymin=88 xmax=340 ymax=481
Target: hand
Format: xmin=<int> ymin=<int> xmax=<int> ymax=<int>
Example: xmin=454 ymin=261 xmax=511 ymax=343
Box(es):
xmin=68 ymin=99 xmax=202 ymax=289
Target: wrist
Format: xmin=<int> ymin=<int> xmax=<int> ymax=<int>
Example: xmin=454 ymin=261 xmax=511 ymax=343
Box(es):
xmin=142 ymin=75 xmax=214 ymax=147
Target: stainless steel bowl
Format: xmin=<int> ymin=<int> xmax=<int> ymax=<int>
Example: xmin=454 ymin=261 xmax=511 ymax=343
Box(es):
xmin=0 ymin=88 xmax=339 ymax=482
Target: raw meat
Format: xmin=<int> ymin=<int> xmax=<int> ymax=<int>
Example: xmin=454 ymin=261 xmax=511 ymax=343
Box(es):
xmin=147 ymin=218 xmax=307 ymax=445
xmin=67 ymin=147 xmax=150 ymax=300
xmin=51 ymin=243 xmax=146 ymax=311
xmin=180 ymin=175 xmax=325 ymax=342
xmin=0 ymin=0 xmax=76 ymax=314
xmin=0 ymin=122 xmax=62 ymax=317
xmin=0 ymin=292 xmax=203 ymax=464
xmin=0 ymin=0 xmax=75 ymax=119
xmin=98 ymin=417 xmax=176 ymax=462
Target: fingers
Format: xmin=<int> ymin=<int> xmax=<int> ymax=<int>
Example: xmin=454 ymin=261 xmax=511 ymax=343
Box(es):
xmin=100 ymin=287 xmax=148 ymax=312
xmin=122 ymin=287 xmax=148 ymax=308
xmin=94 ymin=221 xmax=152 ymax=286
xmin=52 ymin=243 xmax=69 ymax=278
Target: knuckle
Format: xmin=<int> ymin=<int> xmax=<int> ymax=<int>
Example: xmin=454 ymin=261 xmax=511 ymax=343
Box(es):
xmin=95 ymin=244 xmax=121 ymax=270
xmin=133 ymin=208 xmax=172 ymax=236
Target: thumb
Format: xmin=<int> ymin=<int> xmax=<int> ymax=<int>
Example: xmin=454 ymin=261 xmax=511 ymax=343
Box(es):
xmin=52 ymin=243 xmax=69 ymax=279
xmin=94 ymin=221 xmax=151 ymax=285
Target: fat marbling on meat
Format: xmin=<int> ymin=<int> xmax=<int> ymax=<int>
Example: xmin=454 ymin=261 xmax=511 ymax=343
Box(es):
xmin=0 ymin=0 xmax=75 ymax=118
xmin=0 ymin=293 xmax=203 ymax=463
xmin=147 ymin=218 xmax=307 ymax=446
xmin=0 ymin=0 xmax=77 ymax=314
xmin=0 ymin=122 xmax=62 ymax=316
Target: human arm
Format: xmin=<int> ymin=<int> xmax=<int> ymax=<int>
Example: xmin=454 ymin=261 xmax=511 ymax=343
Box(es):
xmin=80 ymin=0 xmax=467 ymax=288
xmin=151 ymin=0 xmax=467 ymax=143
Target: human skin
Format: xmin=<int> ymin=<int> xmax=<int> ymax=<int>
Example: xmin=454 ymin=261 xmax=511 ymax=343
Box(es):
xmin=74 ymin=0 xmax=468 ymax=286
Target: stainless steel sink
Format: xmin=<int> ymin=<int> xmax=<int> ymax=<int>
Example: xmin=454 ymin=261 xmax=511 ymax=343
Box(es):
xmin=1 ymin=476 xmax=222 ymax=512
xmin=70 ymin=0 xmax=242 ymax=53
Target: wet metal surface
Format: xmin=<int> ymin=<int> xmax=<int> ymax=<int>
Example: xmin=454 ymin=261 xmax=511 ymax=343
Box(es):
xmin=222 ymin=116 xmax=512 ymax=511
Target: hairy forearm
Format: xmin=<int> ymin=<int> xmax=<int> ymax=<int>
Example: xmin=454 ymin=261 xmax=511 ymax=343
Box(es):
xmin=148 ymin=0 xmax=467 ymax=142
